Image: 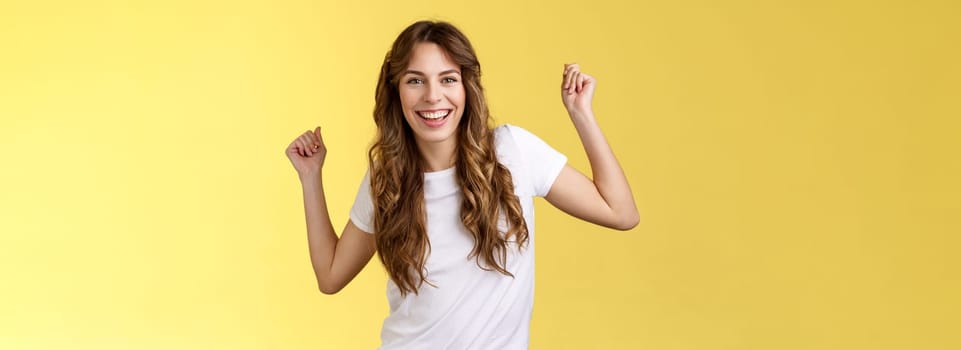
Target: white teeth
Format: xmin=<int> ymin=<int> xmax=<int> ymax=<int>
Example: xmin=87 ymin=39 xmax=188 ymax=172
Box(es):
xmin=418 ymin=110 xmax=450 ymax=119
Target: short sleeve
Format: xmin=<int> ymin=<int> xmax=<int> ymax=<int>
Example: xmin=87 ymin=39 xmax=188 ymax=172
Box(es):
xmin=348 ymin=170 xmax=375 ymax=234
xmin=504 ymin=124 xmax=567 ymax=197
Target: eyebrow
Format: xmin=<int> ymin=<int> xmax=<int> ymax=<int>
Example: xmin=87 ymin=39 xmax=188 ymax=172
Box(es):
xmin=403 ymin=69 xmax=461 ymax=77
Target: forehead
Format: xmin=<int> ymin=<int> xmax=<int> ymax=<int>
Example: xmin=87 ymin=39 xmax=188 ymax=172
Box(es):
xmin=405 ymin=42 xmax=460 ymax=74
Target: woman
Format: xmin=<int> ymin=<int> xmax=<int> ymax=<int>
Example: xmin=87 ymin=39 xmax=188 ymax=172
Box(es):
xmin=285 ymin=20 xmax=638 ymax=349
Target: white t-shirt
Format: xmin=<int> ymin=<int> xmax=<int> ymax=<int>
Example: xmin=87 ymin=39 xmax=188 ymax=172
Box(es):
xmin=349 ymin=124 xmax=567 ymax=349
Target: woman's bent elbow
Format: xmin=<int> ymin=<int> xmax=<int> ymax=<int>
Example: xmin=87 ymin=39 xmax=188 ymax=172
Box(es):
xmin=614 ymin=211 xmax=640 ymax=231
xmin=318 ymin=280 xmax=345 ymax=295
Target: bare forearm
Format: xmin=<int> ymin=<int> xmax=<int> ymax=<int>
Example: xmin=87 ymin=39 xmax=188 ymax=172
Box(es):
xmin=569 ymin=111 xmax=639 ymax=227
xmin=299 ymin=174 xmax=338 ymax=288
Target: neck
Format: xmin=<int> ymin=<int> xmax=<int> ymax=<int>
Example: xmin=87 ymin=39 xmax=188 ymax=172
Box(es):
xmin=415 ymin=136 xmax=457 ymax=172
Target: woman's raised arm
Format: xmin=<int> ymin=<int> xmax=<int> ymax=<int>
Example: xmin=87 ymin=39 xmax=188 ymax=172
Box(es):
xmin=544 ymin=64 xmax=640 ymax=231
xmin=286 ymin=127 xmax=377 ymax=294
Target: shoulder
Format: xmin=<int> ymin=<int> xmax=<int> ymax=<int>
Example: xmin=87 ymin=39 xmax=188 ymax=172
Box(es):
xmin=491 ymin=124 xmax=527 ymax=190
xmin=493 ymin=123 xmax=559 ymax=157
xmin=492 ymin=124 xmax=527 ymax=160
xmin=493 ymin=123 xmax=567 ymax=197
xmin=493 ymin=123 xmax=539 ymax=149
xmin=493 ymin=123 xmax=529 ymax=139
xmin=493 ymin=123 xmax=518 ymax=157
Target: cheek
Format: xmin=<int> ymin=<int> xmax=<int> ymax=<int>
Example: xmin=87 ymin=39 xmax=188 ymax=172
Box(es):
xmin=397 ymin=92 xmax=417 ymax=122
xmin=398 ymin=89 xmax=415 ymax=109
xmin=453 ymin=87 xmax=467 ymax=107
xmin=454 ymin=91 xmax=468 ymax=121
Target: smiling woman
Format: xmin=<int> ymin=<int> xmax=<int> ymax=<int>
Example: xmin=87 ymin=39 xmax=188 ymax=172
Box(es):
xmin=397 ymin=42 xmax=466 ymax=158
xmin=284 ymin=20 xmax=638 ymax=349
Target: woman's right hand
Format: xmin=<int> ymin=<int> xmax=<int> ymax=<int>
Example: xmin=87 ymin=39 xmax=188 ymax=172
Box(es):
xmin=286 ymin=126 xmax=326 ymax=179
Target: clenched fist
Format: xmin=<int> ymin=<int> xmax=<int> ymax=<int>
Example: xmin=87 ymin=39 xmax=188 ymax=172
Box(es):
xmin=286 ymin=126 xmax=326 ymax=179
xmin=560 ymin=63 xmax=596 ymax=117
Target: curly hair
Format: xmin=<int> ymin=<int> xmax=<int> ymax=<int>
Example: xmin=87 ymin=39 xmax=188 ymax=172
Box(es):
xmin=368 ymin=20 xmax=529 ymax=296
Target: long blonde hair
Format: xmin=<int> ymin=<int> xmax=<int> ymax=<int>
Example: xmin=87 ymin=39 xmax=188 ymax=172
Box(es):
xmin=368 ymin=21 xmax=529 ymax=296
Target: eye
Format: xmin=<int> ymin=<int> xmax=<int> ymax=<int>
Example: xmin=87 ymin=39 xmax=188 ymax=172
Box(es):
xmin=442 ymin=77 xmax=458 ymax=84
xmin=406 ymin=78 xmax=423 ymax=85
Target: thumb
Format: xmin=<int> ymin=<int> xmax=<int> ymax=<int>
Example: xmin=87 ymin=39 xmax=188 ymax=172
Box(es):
xmin=314 ymin=126 xmax=322 ymax=139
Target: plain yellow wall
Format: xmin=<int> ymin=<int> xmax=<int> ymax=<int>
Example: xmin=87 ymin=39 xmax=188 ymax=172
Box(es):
xmin=1 ymin=0 xmax=959 ymax=349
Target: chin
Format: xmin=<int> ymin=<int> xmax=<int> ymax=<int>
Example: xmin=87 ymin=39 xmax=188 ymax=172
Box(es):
xmin=414 ymin=124 xmax=459 ymax=144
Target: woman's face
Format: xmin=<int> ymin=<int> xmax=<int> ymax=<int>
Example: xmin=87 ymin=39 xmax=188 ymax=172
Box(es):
xmin=397 ymin=42 xmax=466 ymax=147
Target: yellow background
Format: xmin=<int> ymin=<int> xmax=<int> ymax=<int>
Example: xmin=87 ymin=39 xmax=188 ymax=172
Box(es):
xmin=1 ymin=0 xmax=958 ymax=349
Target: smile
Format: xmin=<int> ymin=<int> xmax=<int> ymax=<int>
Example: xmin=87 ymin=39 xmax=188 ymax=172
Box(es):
xmin=415 ymin=109 xmax=452 ymax=128
xmin=416 ymin=109 xmax=451 ymax=119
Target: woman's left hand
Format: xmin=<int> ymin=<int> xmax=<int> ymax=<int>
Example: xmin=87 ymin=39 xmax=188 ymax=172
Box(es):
xmin=560 ymin=63 xmax=595 ymax=117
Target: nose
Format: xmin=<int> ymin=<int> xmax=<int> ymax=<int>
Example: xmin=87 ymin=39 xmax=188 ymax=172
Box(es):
xmin=423 ymin=82 xmax=442 ymax=104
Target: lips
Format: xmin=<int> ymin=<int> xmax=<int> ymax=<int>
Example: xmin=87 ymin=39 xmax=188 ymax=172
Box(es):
xmin=415 ymin=109 xmax=452 ymax=128
xmin=416 ymin=109 xmax=451 ymax=119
